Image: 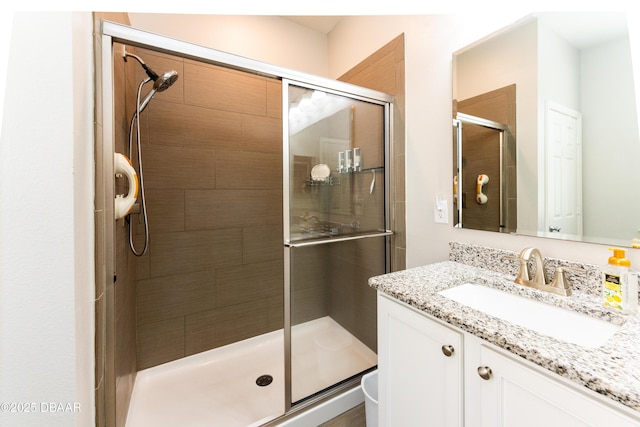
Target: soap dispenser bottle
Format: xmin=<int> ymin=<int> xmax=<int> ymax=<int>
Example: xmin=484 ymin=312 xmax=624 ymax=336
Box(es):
xmin=603 ymin=247 xmax=637 ymax=313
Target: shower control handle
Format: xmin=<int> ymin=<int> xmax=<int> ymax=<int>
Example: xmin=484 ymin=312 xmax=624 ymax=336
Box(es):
xmin=477 ymin=366 xmax=492 ymax=380
xmin=441 ymin=344 xmax=455 ymax=357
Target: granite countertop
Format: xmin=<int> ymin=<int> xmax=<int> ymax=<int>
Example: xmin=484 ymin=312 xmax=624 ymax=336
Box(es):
xmin=369 ymin=259 xmax=640 ymax=414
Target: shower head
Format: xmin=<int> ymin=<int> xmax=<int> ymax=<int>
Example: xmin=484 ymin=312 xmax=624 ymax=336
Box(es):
xmin=153 ymin=69 xmax=179 ymax=92
xmin=124 ymin=50 xmax=180 ymax=110
xmin=138 ymin=70 xmax=179 ymax=113
xmin=124 ymin=50 xmax=180 ymax=113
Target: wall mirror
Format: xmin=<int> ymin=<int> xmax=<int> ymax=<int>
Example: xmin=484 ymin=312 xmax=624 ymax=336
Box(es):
xmin=453 ymin=12 xmax=640 ymax=247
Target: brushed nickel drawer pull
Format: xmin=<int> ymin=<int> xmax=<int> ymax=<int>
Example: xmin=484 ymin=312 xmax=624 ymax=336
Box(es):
xmin=441 ymin=345 xmax=455 ymax=357
xmin=477 ymin=366 xmax=492 ymax=380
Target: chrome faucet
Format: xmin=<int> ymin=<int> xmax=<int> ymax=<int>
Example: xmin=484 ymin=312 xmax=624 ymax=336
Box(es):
xmin=509 ymin=247 xmax=583 ymax=297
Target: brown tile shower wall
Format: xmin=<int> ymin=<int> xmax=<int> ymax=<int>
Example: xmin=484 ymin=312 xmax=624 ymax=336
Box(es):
xmin=327 ymin=237 xmax=386 ymax=352
xmin=132 ymin=49 xmax=284 ymax=370
xmin=125 ymin=35 xmax=402 ymax=371
xmin=291 ymin=245 xmax=330 ymax=325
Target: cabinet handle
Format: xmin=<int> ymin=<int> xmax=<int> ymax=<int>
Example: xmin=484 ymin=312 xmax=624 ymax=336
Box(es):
xmin=477 ymin=366 xmax=492 ymax=380
xmin=441 ymin=345 xmax=455 ymax=357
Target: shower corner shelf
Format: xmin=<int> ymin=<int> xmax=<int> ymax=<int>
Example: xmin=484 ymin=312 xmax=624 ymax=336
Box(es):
xmin=304 ymin=166 xmax=384 ymax=187
xmin=360 ymin=166 xmax=384 ymax=172
xmin=305 ymin=176 xmax=340 ymax=186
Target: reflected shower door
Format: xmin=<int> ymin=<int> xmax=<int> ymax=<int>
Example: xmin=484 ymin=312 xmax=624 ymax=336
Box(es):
xmin=453 ymin=112 xmax=515 ymax=233
xmin=284 ymin=82 xmax=391 ymax=405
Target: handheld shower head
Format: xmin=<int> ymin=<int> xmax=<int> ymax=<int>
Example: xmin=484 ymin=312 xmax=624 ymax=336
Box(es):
xmin=124 ymin=50 xmax=180 ymax=111
xmin=124 ymin=49 xmax=180 ymax=258
xmin=124 ymin=50 xmax=180 ymax=113
xmin=138 ymin=70 xmax=179 ymax=113
xmin=154 ymin=70 xmax=179 ymax=92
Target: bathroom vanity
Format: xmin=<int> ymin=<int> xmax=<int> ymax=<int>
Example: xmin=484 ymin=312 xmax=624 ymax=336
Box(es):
xmin=371 ymin=243 xmax=640 ymax=427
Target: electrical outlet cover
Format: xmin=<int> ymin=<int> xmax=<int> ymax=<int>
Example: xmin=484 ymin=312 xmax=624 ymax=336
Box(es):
xmin=434 ymin=200 xmax=448 ymax=224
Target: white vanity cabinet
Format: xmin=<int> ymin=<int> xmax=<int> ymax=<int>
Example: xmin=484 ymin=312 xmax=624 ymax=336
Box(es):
xmin=377 ymin=294 xmax=463 ymax=427
xmin=474 ymin=343 xmax=640 ymax=427
xmin=378 ymin=293 xmax=640 ymax=427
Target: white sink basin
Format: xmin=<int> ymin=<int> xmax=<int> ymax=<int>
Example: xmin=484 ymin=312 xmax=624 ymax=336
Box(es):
xmin=438 ymin=283 xmax=620 ymax=348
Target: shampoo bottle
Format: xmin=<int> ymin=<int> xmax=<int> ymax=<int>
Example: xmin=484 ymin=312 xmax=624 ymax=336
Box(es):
xmin=603 ymin=247 xmax=637 ymax=314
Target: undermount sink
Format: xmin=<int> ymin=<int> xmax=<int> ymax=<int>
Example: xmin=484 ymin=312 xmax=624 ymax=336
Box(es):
xmin=438 ymin=283 xmax=620 ymax=348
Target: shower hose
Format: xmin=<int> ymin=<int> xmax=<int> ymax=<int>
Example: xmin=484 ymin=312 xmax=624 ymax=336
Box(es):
xmin=127 ymin=77 xmax=151 ymax=257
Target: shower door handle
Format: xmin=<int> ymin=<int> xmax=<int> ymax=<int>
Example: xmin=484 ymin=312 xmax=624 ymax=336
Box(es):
xmin=284 ymin=230 xmax=393 ymax=248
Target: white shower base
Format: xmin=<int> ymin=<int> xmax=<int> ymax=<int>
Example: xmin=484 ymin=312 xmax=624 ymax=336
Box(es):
xmin=125 ymin=316 xmax=377 ymax=427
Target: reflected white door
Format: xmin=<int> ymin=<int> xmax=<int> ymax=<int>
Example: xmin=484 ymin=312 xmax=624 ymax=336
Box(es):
xmin=545 ymin=102 xmax=582 ymax=237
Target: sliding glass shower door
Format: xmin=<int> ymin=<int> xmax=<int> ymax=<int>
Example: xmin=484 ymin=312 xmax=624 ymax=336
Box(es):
xmin=283 ymin=81 xmax=391 ymax=405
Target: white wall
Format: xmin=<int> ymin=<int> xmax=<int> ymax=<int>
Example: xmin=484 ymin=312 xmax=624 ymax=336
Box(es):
xmin=538 ymin=24 xmax=640 ymax=244
xmin=0 ymin=12 xmax=94 ymax=427
xmin=581 ymin=36 xmax=640 ymax=241
xmin=537 ymin=22 xmax=581 ymax=233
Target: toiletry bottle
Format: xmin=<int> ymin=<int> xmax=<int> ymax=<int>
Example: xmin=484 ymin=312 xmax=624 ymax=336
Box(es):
xmin=603 ymin=247 xmax=637 ymax=313
xmin=353 ymin=148 xmax=362 ymax=172
xmin=345 ymin=150 xmax=353 ymax=173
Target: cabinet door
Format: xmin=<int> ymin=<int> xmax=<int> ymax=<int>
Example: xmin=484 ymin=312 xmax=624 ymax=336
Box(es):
xmin=378 ymin=294 xmax=463 ymax=427
xmin=477 ymin=344 xmax=640 ymax=427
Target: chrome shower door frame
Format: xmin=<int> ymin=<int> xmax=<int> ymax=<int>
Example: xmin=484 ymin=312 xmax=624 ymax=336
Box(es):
xmin=282 ymin=78 xmax=393 ymax=412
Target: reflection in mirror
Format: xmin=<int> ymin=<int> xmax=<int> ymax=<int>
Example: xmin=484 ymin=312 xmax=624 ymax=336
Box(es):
xmin=453 ymin=12 xmax=640 ymax=247
xmin=453 ymin=86 xmax=517 ymax=233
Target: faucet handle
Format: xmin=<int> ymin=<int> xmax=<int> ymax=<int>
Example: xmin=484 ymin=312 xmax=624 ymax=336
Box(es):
xmin=550 ymin=266 xmax=584 ymax=296
xmin=505 ymin=255 xmax=530 ymax=284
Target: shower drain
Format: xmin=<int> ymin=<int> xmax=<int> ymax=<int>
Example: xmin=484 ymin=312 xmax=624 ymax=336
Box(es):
xmin=256 ymin=374 xmax=273 ymax=387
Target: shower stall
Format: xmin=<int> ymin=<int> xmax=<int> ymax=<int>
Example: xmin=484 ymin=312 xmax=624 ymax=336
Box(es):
xmin=97 ymin=22 xmax=393 ymax=427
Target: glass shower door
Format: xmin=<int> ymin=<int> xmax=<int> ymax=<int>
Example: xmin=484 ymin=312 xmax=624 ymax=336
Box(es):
xmin=283 ymin=81 xmax=391 ymax=405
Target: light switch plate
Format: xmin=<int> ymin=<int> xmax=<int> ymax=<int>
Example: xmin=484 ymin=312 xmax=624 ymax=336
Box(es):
xmin=434 ymin=199 xmax=448 ymax=224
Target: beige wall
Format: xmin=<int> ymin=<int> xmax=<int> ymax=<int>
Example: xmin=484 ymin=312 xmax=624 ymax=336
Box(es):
xmin=128 ymin=14 xmax=330 ymax=76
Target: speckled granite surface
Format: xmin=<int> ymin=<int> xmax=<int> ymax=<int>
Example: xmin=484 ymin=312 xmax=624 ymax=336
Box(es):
xmin=369 ymin=242 xmax=640 ymax=413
